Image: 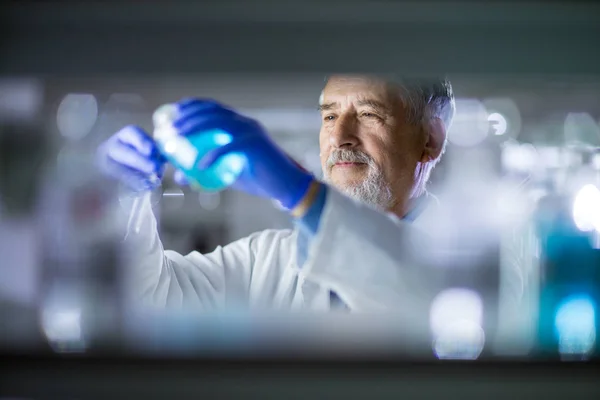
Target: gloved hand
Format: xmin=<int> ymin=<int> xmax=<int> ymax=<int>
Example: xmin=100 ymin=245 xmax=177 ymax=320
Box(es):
xmin=171 ymin=98 xmax=314 ymax=210
xmin=96 ymin=125 xmax=167 ymax=192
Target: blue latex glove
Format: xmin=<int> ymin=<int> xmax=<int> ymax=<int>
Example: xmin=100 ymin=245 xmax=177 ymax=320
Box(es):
xmin=171 ymin=98 xmax=314 ymax=210
xmin=96 ymin=125 xmax=166 ymax=192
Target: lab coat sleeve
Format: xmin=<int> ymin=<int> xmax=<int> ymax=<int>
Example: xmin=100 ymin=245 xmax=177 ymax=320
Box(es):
xmin=121 ymin=193 xmax=254 ymax=310
xmin=300 ymin=187 xmax=437 ymax=312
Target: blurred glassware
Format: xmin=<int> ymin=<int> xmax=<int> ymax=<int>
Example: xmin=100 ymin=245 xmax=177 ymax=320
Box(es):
xmin=564 ymin=112 xmax=600 ymax=148
xmin=429 ymin=288 xmax=485 ymax=360
xmin=554 ymin=294 xmax=596 ymax=358
xmin=56 ymin=93 xmax=98 ymax=140
xmin=37 ymin=150 xmax=124 ymax=353
xmin=198 ymin=191 xmax=221 ymax=211
xmin=483 ymin=97 xmax=522 ymax=141
xmin=447 ymin=98 xmax=489 ymax=147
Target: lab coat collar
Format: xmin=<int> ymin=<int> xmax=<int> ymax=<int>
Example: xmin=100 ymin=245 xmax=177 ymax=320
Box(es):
xmin=403 ymin=191 xmax=437 ymax=223
xmin=295 ymin=190 xmax=435 ymax=268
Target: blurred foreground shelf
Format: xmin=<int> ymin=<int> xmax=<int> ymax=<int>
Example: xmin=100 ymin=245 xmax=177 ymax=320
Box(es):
xmin=1 ymin=354 xmax=600 ymax=399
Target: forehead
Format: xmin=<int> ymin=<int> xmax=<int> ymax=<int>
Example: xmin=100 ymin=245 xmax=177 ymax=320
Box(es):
xmin=320 ymin=76 xmax=397 ymax=106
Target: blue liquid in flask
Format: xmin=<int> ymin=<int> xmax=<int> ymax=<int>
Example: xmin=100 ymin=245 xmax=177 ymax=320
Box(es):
xmin=153 ymin=105 xmax=245 ymax=192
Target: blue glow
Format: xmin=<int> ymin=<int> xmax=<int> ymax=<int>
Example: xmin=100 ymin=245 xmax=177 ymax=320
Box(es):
xmin=212 ymin=132 xmax=234 ymax=146
xmin=162 ymin=129 xmax=245 ymax=192
xmin=554 ymin=294 xmax=596 ymax=355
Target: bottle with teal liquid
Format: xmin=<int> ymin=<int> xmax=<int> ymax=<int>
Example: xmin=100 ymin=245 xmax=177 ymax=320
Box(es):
xmin=152 ymin=104 xmax=246 ymax=192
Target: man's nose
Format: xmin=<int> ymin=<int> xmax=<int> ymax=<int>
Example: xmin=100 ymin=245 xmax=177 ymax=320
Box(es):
xmin=329 ymin=115 xmax=360 ymax=149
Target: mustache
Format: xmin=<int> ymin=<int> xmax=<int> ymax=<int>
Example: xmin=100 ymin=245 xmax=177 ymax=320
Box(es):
xmin=327 ymin=149 xmax=372 ymax=168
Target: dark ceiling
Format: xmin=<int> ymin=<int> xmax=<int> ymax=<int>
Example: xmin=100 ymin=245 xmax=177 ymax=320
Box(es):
xmin=1 ymin=1 xmax=599 ymax=76
xmin=2 ymin=1 xmax=599 ymax=146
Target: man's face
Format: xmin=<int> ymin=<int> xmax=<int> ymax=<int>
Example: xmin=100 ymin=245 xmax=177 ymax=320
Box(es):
xmin=319 ymin=76 xmax=426 ymax=210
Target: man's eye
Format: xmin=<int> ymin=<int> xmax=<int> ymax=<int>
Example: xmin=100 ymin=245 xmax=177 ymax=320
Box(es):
xmin=361 ymin=112 xmax=378 ymax=118
xmin=323 ymin=115 xmax=336 ymax=121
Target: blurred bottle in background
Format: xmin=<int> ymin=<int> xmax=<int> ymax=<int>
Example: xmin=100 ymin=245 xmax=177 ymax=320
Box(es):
xmin=36 ymin=146 xmax=126 ymax=353
xmin=534 ymin=149 xmax=600 ymax=361
xmin=0 ymin=78 xmax=48 ymax=351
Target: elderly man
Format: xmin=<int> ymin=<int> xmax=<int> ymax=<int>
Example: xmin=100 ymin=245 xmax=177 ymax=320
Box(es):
xmin=97 ymin=75 xmax=456 ymax=311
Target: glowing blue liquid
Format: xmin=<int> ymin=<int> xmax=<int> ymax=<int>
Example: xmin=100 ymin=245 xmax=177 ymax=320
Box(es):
xmin=554 ymin=294 xmax=596 ymax=355
xmin=160 ymin=129 xmax=245 ymax=192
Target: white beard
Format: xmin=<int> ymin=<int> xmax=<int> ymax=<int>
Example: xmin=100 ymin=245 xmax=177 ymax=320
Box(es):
xmin=323 ymin=152 xmax=394 ymax=210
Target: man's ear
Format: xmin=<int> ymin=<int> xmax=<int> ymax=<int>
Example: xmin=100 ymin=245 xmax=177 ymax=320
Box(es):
xmin=420 ymin=117 xmax=446 ymax=163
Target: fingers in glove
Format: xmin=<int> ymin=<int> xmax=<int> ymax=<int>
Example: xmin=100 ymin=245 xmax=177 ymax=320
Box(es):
xmin=115 ymin=125 xmax=155 ymax=156
xmin=176 ymin=98 xmax=223 ymax=113
xmin=107 ymin=141 xmax=162 ymax=175
xmin=173 ymin=108 xmax=239 ymax=136
xmin=104 ymin=158 xmax=161 ymax=192
xmin=197 ymin=138 xmax=249 ymax=170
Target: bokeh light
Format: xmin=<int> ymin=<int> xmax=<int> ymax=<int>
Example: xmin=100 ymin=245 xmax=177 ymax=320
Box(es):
xmin=56 ymin=94 xmax=98 ymax=140
xmin=536 ymin=146 xmax=563 ymax=169
xmin=42 ymin=309 xmax=82 ymax=344
xmin=572 ymin=184 xmax=600 ymax=232
xmin=198 ymin=192 xmax=221 ymax=211
xmin=39 ymin=283 xmax=87 ymax=353
xmin=429 ymin=288 xmax=485 ymax=360
xmin=447 ymin=99 xmax=489 ymax=147
xmin=0 ymin=79 xmax=43 ymax=121
xmin=501 ymin=140 xmax=538 ymax=174
xmin=564 ymin=112 xmax=600 ymax=147
xmin=554 ymin=294 xmax=596 ymax=357
xmin=488 ymin=112 xmax=508 ymax=136
xmin=592 ymin=153 xmax=600 ymax=171
xmin=482 ymin=97 xmax=522 ymax=140
xmin=433 ymin=320 xmax=486 ymax=360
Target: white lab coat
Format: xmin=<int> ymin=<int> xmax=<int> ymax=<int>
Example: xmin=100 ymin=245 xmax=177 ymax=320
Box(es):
xmin=123 ymin=187 xmax=443 ymax=313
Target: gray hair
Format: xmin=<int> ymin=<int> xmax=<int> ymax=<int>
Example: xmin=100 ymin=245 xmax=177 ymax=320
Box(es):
xmin=392 ymin=77 xmax=456 ymax=132
xmin=323 ymin=74 xmax=455 ymax=133
xmin=393 ymin=77 xmax=456 ymax=167
xmin=390 ymin=77 xmax=456 ymax=191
